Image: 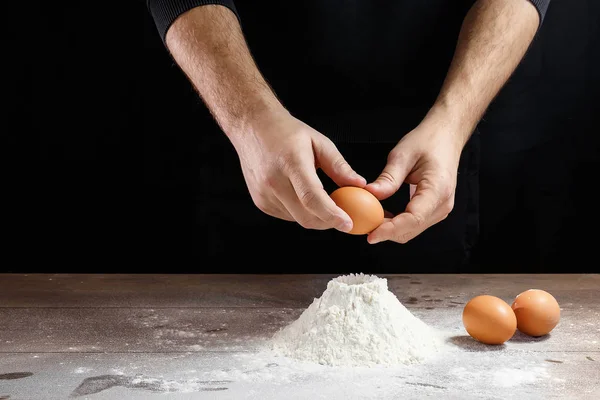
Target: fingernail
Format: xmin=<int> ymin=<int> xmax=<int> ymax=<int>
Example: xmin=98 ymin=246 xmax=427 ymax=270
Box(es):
xmin=369 ymin=182 xmax=379 ymax=189
xmin=368 ymin=237 xmax=380 ymax=244
xmin=340 ymin=220 xmax=353 ymax=233
xmin=355 ymin=174 xmax=367 ymax=185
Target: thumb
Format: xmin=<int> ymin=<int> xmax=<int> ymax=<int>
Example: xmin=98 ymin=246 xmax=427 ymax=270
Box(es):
xmin=365 ymin=151 xmax=412 ymax=200
xmin=314 ymin=137 xmax=366 ymax=188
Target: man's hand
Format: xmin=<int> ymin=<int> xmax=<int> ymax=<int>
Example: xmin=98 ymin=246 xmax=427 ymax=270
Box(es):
xmin=164 ymin=6 xmax=364 ymax=232
xmin=230 ymin=110 xmax=365 ymax=232
xmin=365 ymin=113 xmax=465 ymax=244
xmin=365 ymin=0 xmax=539 ymax=244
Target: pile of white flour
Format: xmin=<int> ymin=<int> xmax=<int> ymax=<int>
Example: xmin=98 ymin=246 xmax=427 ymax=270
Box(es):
xmin=271 ymin=273 xmax=443 ymax=367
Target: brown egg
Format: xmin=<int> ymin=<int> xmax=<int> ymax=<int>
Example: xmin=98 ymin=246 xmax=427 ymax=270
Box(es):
xmin=462 ymin=295 xmax=517 ymax=345
xmin=512 ymin=289 xmax=560 ymax=337
xmin=330 ymin=186 xmax=384 ymax=235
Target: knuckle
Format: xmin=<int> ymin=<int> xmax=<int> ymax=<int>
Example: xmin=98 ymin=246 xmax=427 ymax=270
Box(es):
xmin=322 ymin=212 xmax=340 ymax=225
xmin=296 ymin=216 xmax=322 ymax=230
xmin=395 ymin=231 xmax=413 ymax=244
xmin=315 ymin=210 xmax=340 ymax=227
xmin=264 ymin=173 xmax=279 ymax=190
xmin=411 ymin=212 xmax=427 ymax=228
xmin=332 ymin=157 xmax=350 ymax=172
xmin=275 ymin=152 xmax=297 ymax=173
xmin=378 ymin=170 xmax=398 ymax=187
xmin=389 ymin=219 xmax=413 ymax=244
xmin=439 ymin=184 xmax=454 ymax=202
xmin=387 ymin=148 xmax=404 ymax=163
xmin=440 ymin=199 xmax=454 ymax=215
xmin=298 ymin=189 xmax=319 ymax=209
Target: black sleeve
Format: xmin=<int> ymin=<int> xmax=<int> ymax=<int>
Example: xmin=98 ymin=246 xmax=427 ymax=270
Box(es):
xmin=146 ymin=0 xmax=551 ymax=46
xmin=146 ymin=0 xmax=239 ymax=44
xmin=528 ymin=0 xmax=551 ymax=24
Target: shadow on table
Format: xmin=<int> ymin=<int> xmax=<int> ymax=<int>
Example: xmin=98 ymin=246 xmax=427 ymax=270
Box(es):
xmin=446 ymin=335 xmax=506 ymax=351
xmin=508 ymin=331 xmax=551 ymax=343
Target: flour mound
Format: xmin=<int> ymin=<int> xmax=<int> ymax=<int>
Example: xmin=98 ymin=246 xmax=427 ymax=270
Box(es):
xmin=271 ymin=273 xmax=443 ymax=366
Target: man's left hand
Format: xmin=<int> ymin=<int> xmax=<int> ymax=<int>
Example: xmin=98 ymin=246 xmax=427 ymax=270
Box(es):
xmin=365 ymin=114 xmax=468 ymax=244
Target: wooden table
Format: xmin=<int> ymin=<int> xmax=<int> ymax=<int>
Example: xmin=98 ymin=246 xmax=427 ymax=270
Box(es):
xmin=0 ymin=274 xmax=598 ymax=399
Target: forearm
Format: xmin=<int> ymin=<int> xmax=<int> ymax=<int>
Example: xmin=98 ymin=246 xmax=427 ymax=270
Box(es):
xmin=165 ymin=5 xmax=285 ymax=138
xmin=427 ymin=0 xmax=541 ymax=145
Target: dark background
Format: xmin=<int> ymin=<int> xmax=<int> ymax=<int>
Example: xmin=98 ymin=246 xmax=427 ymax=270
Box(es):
xmin=7 ymin=1 xmax=599 ymax=273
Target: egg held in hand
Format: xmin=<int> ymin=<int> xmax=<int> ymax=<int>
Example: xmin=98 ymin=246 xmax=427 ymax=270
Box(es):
xmin=512 ymin=289 xmax=560 ymax=337
xmin=462 ymin=295 xmax=517 ymax=345
xmin=329 ymin=186 xmax=384 ymax=235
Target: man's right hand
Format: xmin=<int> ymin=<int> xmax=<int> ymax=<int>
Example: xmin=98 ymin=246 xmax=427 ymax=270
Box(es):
xmin=164 ymin=5 xmax=364 ymax=232
xmin=229 ymin=110 xmax=366 ymax=232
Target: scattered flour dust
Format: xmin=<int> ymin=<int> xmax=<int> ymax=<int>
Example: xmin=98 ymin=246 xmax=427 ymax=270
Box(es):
xmin=449 ymin=365 xmax=551 ymax=388
xmin=271 ymin=273 xmax=444 ymax=367
xmin=73 ymin=367 xmax=93 ymax=374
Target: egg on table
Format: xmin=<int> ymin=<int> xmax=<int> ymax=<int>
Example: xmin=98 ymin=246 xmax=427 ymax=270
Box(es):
xmin=462 ymin=295 xmax=517 ymax=345
xmin=512 ymin=289 xmax=561 ymax=337
xmin=329 ymin=186 xmax=384 ymax=235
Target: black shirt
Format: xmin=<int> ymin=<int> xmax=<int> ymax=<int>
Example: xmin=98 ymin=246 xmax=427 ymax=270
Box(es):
xmin=147 ymin=0 xmax=551 ymax=144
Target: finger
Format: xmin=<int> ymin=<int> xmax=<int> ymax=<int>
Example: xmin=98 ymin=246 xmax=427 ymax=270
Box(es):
xmin=259 ymin=197 xmax=296 ymax=222
xmin=409 ymin=184 xmax=416 ymax=199
xmin=287 ymin=167 xmax=354 ymax=232
xmin=274 ymin=180 xmax=328 ymax=229
xmin=365 ymin=150 xmax=412 ymax=201
xmin=314 ymin=137 xmax=366 ymax=188
xmin=252 ymin=192 xmax=296 ymax=221
xmin=367 ymin=184 xmax=441 ymax=244
xmin=273 ymin=178 xmax=349 ymax=231
xmin=384 ymin=210 xmax=395 ymax=219
xmin=271 ymin=177 xmax=326 ymax=228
